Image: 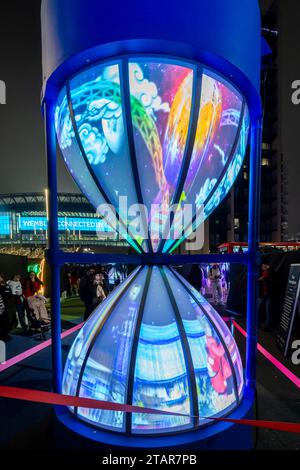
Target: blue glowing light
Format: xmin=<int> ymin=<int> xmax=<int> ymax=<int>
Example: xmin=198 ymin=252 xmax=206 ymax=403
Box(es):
xmin=0 ymin=214 xmax=11 ymax=235
xmin=18 ymin=216 xmax=114 ymax=233
xmin=55 ymin=58 xmax=250 ymax=254
xmin=62 ymin=266 xmax=244 ymax=435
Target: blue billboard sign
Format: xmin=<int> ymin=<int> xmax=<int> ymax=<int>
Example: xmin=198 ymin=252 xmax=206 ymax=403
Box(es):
xmin=19 ymin=216 xmax=114 ymax=233
xmin=0 ymin=214 xmax=11 ymax=235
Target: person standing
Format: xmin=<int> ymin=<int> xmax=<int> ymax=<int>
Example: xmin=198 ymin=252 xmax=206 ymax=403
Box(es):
xmin=90 ymin=273 xmax=107 ymax=310
xmin=79 ymin=268 xmax=95 ymax=321
xmin=187 ymin=264 xmax=203 ymax=292
xmin=69 ymin=272 xmax=79 ymax=296
xmin=7 ymin=274 xmax=28 ymax=332
xmin=258 ymin=263 xmax=273 ymax=331
xmin=0 ymin=274 xmax=11 ymax=341
xmin=208 ymin=264 xmax=223 ymax=305
xmin=99 ymin=266 xmax=109 ymax=295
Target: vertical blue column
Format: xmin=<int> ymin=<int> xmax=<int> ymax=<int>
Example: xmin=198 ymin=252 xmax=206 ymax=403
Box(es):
xmin=44 ymin=99 xmax=63 ymax=393
xmin=246 ymin=118 xmax=262 ymax=390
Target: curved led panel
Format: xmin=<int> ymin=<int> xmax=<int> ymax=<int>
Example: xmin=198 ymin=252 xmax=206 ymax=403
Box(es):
xmin=62 ymin=266 xmax=244 ymax=435
xmin=55 ymin=58 xmax=249 ymax=254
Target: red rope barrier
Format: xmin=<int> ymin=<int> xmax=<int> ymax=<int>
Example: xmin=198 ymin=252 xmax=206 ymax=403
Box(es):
xmin=0 ymin=385 xmax=300 ymax=434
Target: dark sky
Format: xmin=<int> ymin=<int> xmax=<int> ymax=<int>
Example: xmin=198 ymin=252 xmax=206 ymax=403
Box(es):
xmin=0 ymin=0 xmax=76 ymax=194
xmin=277 ymin=0 xmax=300 ymax=238
xmin=0 ymin=1 xmax=300 ymax=237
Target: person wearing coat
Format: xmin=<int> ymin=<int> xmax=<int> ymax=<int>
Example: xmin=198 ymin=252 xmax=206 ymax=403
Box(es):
xmin=0 ymin=273 xmax=12 ymax=341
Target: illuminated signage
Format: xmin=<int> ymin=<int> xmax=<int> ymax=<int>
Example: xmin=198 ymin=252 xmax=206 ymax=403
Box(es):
xmin=0 ymin=214 xmax=11 ymax=235
xmin=19 ymin=216 xmax=114 ymax=233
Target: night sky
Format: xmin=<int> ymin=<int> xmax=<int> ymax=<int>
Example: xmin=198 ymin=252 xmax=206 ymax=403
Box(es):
xmin=0 ymin=0 xmax=76 ymax=194
xmin=0 ymin=1 xmax=300 ymax=237
xmin=277 ymin=0 xmax=300 ymax=239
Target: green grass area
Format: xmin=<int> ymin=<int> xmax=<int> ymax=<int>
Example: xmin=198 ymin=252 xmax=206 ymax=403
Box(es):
xmin=61 ymin=296 xmax=85 ymax=320
xmin=46 ymin=296 xmax=85 ymax=321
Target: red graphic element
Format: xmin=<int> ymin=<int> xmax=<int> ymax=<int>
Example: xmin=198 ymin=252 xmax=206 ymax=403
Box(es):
xmin=206 ymin=335 xmax=232 ymax=394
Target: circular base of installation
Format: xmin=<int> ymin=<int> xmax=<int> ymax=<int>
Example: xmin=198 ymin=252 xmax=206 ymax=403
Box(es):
xmin=55 ymin=388 xmax=255 ymax=451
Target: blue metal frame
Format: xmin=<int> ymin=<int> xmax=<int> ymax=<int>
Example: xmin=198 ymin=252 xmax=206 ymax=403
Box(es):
xmin=44 ymin=47 xmax=262 ymax=446
xmin=246 ymin=120 xmax=262 ymax=389
xmin=44 ymin=99 xmax=63 ymax=393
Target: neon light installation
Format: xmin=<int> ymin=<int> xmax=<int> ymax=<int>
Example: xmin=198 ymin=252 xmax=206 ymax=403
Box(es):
xmin=62 ymin=266 xmax=243 ymax=434
xmin=55 ymin=59 xmax=249 ymax=254
xmin=55 ymin=57 xmax=249 ymax=436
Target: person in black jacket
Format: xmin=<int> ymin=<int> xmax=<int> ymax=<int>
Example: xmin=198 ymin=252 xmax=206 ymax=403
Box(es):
xmin=79 ymin=268 xmax=95 ymax=321
xmin=187 ymin=264 xmax=203 ymax=292
xmin=0 ymin=273 xmax=12 ymax=341
xmin=258 ymin=263 xmax=273 ymax=331
xmin=99 ymin=266 xmax=109 ymax=294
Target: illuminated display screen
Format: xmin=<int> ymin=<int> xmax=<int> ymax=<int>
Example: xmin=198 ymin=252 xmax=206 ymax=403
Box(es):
xmin=132 ymin=267 xmax=191 ymax=433
xmin=128 ymin=60 xmax=194 ymax=252
xmin=62 ymin=268 xmax=143 ymax=420
xmin=233 ymin=246 xmax=248 ymax=253
xmin=18 ymin=216 xmax=114 ymax=233
xmin=0 ymin=214 xmax=10 ymax=235
xmin=55 ymin=58 xmax=250 ymax=254
xmin=62 ymin=266 xmax=244 ymax=435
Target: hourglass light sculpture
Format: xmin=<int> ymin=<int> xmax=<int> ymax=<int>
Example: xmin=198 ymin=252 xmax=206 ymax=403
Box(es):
xmin=42 ymin=0 xmax=262 ymax=449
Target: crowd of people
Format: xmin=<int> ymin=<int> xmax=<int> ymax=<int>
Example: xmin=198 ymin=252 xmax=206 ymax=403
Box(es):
xmin=180 ymin=263 xmax=229 ymax=307
xmin=64 ymin=264 xmax=124 ymax=321
xmin=0 ymin=261 xmax=277 ymax=343
xmin=0 ymin=271 xmax=49 ymax=341
xmin=182 ymin=261 xmax=276 ymax=331
xmin=0 ymin=263 xmax=127 ymax=342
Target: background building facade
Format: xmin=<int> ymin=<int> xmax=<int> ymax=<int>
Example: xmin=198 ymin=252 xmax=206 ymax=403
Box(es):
xmin=209 ymin=0 xmax=289 ymax=251
xmin=0 ymin=193 xmax=127 ymax=259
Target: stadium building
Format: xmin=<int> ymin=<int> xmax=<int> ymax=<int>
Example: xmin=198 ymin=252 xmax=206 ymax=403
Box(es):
xmin=0 ymin=192 xmax=129 ymax=281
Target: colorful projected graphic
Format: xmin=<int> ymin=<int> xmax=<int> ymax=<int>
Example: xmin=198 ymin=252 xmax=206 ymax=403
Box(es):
xmin=129 ymin=61 xmax=193 ymax=210
xmin=55 ymin=58 xmax=249 ymax=253
xmin=164 ymin=106 xmax=250 ymax=253
xmin=62 ymin=266 xmax=244 ymax=434
xmin=62 ymin=268 xmax=141 ymax=408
